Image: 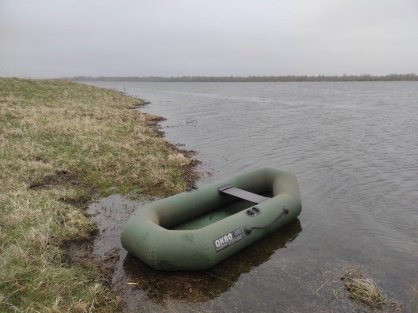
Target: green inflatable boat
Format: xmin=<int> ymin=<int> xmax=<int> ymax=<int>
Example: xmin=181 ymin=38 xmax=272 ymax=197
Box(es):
xmin=121 ymin=168 xmax=302 ymax=271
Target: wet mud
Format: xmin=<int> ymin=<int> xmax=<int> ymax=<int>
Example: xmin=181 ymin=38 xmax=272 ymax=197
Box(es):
xmin=29 ymin=169 xmax=81 ymax=190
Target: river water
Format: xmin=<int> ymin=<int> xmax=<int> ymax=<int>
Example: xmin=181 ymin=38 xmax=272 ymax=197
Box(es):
xmin=86 ymin=81 xmax=418 ymax=312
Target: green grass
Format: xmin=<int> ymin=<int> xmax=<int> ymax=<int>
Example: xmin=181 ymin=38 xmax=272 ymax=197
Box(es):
xmin=0 ymin=78 xmax=196 ymax=312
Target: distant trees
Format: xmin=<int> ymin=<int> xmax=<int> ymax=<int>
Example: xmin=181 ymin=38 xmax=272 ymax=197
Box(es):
xmin=72 ymin=74 xmax=418 ymax=82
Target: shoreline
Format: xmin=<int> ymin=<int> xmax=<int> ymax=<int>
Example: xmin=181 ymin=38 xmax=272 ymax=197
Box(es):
xmin=0 ymin=78 xmax=199 ymax=311
xmin=1 ymin=78 xmax=410 ymax=312
xmin=71 ymin=74 xmax=418 ymax=82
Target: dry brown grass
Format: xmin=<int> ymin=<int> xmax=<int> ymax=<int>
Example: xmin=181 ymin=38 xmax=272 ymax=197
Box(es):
xmin=342 ymin=268 xmax=387 ymax=310
xmin=0 ymin=78 xmax=197 ymax=312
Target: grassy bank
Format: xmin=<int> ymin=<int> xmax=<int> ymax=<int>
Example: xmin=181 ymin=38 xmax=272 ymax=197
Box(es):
xmin=0 ymin=78 xmax=197 ymax=311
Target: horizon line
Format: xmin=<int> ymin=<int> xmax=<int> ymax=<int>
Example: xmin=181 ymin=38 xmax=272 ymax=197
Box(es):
xmin=67 ymin=73 xmax=418 ymax=82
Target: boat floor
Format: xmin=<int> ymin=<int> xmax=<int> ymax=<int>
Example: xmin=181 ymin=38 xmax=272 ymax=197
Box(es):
xmin=171 ymin=200 xmax=254 ymax=230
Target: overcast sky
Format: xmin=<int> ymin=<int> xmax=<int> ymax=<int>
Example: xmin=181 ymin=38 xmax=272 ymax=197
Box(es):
xmin=1 ymin=0 xmax=417 ymax=78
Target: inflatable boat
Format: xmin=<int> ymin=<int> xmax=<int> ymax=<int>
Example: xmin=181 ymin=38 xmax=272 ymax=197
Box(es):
xmin=121 ymin=168 xmax=302 ymax=271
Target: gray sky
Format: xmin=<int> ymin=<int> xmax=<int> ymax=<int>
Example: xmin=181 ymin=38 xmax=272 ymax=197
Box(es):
xmin=1 ymin=0 xmax=417 ymax=78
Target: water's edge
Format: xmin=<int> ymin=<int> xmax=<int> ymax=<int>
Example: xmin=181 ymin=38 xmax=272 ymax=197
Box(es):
xmin=81 ymin=81 xmax=418 ymax=313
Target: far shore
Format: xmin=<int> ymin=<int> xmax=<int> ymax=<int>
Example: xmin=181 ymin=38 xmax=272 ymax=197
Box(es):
xmin=70 ymin=73 xmax=418 ymax=82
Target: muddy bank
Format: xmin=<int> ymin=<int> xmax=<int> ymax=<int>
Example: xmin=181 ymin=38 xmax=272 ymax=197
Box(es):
xmin=1 ymin=78 xmax=206 ymax=311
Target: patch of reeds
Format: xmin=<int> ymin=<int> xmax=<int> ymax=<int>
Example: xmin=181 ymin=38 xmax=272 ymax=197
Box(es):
xmin=342 ymin=268 xmax=387 ymax=310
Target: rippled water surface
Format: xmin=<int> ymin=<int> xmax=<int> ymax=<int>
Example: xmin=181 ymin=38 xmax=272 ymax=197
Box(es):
xmin=87 ymin=81 xmax=418 ymax=312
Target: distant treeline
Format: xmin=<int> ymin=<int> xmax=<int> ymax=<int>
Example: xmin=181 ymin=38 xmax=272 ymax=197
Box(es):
xmin=72 ymin=74 xmax=418 ymax=82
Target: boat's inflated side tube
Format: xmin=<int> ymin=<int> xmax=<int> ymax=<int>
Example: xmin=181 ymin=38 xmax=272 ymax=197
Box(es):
xmin=121 ymin=168 xmax=302 ymax=271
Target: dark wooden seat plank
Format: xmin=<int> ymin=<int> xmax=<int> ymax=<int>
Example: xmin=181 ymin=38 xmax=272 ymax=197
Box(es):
xmin=218 ymin=185 xmax=269 ymax=204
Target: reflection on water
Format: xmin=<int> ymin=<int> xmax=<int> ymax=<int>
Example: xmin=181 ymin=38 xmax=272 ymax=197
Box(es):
xmin=87 ymin=195 xmax=303 ymax=312
xmin=84 ymin=81 xmax=418 ymax=312
xmin=123 ymin=220 xmax=301 ymax=303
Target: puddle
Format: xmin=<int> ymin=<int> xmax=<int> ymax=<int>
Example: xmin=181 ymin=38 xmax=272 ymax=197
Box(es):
xmin=83 ymin=194 xmax=302 ymax=312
